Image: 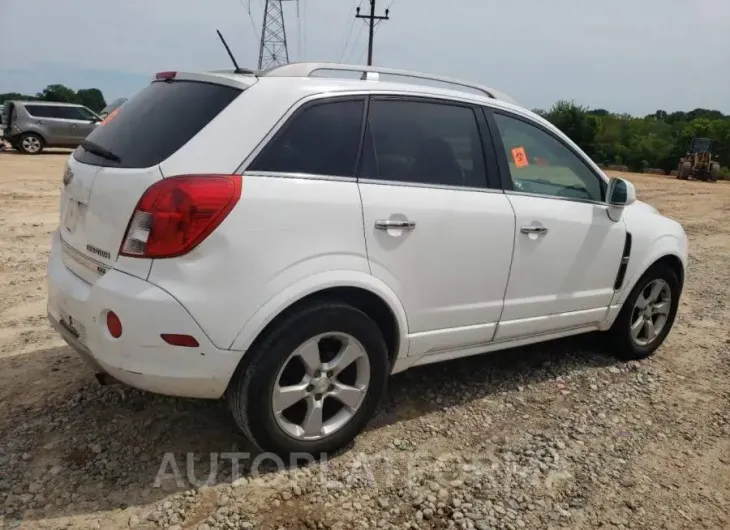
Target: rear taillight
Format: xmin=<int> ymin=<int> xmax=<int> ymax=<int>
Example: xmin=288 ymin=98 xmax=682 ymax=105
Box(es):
xmin=120 ymin=175 xmax=241 ymax=259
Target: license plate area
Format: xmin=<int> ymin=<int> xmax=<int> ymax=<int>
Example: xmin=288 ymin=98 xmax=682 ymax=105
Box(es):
xmin=64 ymin=199 xmax=82 ymax=233
xmin=60 ymin=309 xmax=86 ymax=344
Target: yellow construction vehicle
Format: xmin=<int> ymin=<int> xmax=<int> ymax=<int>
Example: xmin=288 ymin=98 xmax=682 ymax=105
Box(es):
xmin=676 ymin=137 xmax=720 ymax=182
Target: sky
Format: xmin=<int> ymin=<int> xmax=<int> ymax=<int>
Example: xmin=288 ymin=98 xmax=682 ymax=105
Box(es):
xmin=1 ymin=0 xmax=729 ymax=115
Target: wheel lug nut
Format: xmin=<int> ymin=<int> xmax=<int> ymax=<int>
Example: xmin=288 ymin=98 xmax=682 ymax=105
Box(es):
xmin=315 ymin=393 xmax=323 ymax=401
xmin=328 ymin=384 xmax=334 ymax=391
xmin=327 ymin=371 xmax=333 ymax=377
xmin=314 ymin=370 xmax=321 ymax=378
xmin=306 ymin=385 xmax=314 ymax=392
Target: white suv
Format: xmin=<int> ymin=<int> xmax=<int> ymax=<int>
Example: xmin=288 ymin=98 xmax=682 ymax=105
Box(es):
xmin=47 ymin=63 xmax=688 ymax=455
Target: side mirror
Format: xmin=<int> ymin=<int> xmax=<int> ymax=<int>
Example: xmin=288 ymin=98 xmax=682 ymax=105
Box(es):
xmin=606 ymin=177 xmax=636 ymax=222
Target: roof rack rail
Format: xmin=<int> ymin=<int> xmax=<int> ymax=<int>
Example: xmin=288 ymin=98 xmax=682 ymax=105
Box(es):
xmin=261 ymin=62 xmax=516 ymax=104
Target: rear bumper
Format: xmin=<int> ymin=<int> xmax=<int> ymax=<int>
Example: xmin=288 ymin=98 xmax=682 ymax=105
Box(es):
xmin=47 ymin=231 xmax=243 ymax=399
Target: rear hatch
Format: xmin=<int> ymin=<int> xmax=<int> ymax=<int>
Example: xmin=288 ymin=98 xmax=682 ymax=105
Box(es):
xmin=2 ymin=103 xmax=14 ymax=136
xmin=58 ymin=76 xmax=245 ymax=283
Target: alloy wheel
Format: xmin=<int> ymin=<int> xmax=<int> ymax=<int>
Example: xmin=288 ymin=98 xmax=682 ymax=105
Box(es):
xmin=272 ymin=332 xmax=371 ymax=441
xmin=630 ymin=279 xmax=672 ymax=347
xmin=21 ymin=136 xmax=41 ymax=154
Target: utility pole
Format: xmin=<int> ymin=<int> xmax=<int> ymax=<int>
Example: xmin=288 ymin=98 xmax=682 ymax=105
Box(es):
xmin=355 ymin=0 xmax=390 ymax=66
xmin=259 ymin=0 xmax=296 ymax=70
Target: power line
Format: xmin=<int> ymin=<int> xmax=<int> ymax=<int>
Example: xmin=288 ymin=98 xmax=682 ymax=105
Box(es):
xmin=338 ymin=0 xmax=362 ymax=62
xmin=344 ymin=22 xmax=366 ymax=63
xmin=356 ymin=21 xmax=382 ymax=64
xmin=302 ymin=0 xmax=308 ymax=60
xmin=237 ymin=0 xmax=259 ymax=42
xmin=354 ymin=0 xmax=390 ymax=66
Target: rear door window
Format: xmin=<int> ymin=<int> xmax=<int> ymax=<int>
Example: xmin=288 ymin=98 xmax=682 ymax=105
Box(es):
xmin=57 ymin=107 xmax=96 ymax=120
xmin=359 ymin=98 xmax=488 ymax=188
xmin=25 ymin=105 xmax=61 ymax=119
xmin=248 ymin=98 xmax=365 ymax=177
xmin=73 ymin=80 xmax=242 ymax=168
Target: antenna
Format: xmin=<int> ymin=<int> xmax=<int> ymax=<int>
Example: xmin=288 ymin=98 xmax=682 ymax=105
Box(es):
xmin=216 ymin=29 xmax=253 ymax=74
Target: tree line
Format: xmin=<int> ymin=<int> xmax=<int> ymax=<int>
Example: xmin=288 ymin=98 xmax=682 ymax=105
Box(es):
xmin=535 ymin=101 xmax=730 ymax=178
xmin=1 ymin=84 xmax=107 ymax=113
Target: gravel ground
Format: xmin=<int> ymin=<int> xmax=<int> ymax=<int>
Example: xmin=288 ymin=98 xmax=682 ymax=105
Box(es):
xmin=0 ymin=153 xmax=728 ymax=530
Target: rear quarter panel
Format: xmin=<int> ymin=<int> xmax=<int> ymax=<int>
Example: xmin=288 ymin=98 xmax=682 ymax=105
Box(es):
xmin=147 ymin=175 xmax=370 ymax=350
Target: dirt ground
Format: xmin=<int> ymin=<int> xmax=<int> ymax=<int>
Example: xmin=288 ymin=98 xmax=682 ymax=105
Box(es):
xmin=0 ymin=152 xmax=728 ymax=530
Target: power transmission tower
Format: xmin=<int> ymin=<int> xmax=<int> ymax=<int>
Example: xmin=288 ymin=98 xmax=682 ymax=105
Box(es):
xmin=258 ymin=0 xmax=295 ymax=70
xmin=355 ymin=0 xmax=390 ymax=66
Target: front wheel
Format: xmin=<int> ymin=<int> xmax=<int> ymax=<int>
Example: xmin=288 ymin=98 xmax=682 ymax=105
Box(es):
xmin=227 ymin=301 xmax=389 ymax=457
xmin=608 ymin=264 xmax=681 ymax=360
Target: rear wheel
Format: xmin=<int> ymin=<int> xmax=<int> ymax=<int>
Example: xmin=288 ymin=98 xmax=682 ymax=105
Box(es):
xmin=227 ymin=301 xmax=389 ymax=457
xmin=608 ymin=264 xmax=680 ymax=360
xmin=18 ymin=133 xmax=44 ymax=155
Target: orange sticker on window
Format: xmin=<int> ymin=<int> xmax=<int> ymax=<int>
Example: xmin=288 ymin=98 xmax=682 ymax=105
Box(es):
xmin=100 ymin=108 xmax=120 ymax=126
xmin=511 ymin=146 xmax=529 ymax=168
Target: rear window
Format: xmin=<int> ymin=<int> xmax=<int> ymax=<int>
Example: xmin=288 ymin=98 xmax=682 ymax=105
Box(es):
xmin=73 ymin=80 xmax=242 ymax=168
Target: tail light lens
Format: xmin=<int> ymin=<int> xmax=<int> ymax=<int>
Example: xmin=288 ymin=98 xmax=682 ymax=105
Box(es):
xmin=120 ymin=175 xmax=241 ymax=259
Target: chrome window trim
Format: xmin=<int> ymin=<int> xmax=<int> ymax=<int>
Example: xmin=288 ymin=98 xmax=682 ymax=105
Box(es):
xmin=358 ymin=177 xmax=503 ymax=194
xmin=505 ymin=189 xmax=607 ymax=207
xmin=243 ymin=170 xmax=356 ymax=183
xmin=243 ymin=170 xmax=504 ymax=194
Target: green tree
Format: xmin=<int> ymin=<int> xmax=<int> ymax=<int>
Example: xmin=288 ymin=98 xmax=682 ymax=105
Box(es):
xmin=36 ymin=84 xmax=78 ymax=103
xmin=541 ymin=103 xmax=729 ymax=175
xmin=541 ymin=100 xmax=602 ymax=158
xmin=75 ymin=88 xmax=106 ymax=112
xmin=0 ymin=92 xmax=37 ymax=104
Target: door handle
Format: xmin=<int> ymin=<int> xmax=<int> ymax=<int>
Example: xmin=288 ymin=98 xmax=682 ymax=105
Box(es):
xmin=520 ymin=225 xmax=548 ymax=235
xmin=375 ymin=219 xmax=416 ymax=231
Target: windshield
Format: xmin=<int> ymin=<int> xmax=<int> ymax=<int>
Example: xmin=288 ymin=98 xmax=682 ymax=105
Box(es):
xmin=692 ymin=139 xmax=711 ymax=152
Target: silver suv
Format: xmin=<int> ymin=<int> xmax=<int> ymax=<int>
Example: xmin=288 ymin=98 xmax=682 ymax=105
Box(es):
xmin=2 ymin=101 xmax=101 ymax=154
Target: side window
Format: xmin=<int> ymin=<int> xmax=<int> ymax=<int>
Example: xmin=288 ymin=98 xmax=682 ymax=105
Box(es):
xmin=493 ymin=112 xmax=604 ymax=202
xmin=55 ymin=107 xmax=77 ymax=120
xmin=249 ymin=98 xmax=364 ymax=177
xmin=25 ymin=105 xmax=59 ymax=119
xmin=57 ymin=107 xmax=91 ymax=120
xmin=361 ymin=99 xmax=487 ymax=188
xmin=77 ymin=107 xmax=97 ymax=120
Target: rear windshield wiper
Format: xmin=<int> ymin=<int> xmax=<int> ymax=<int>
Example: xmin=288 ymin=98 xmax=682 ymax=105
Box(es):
xmin=80 ymin=139 xmax=121 ymax=163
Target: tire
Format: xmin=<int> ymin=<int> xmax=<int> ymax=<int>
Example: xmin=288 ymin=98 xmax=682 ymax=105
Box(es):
xmin=608 ymin=264 xmax=681 ymax=361
xmin=18 ymin=133 xmax=44 ymax=155
xmin=709 ymin=163 xmax=719 ymax=182
xmin=227 ymin=301 xmax=390 ymax=457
